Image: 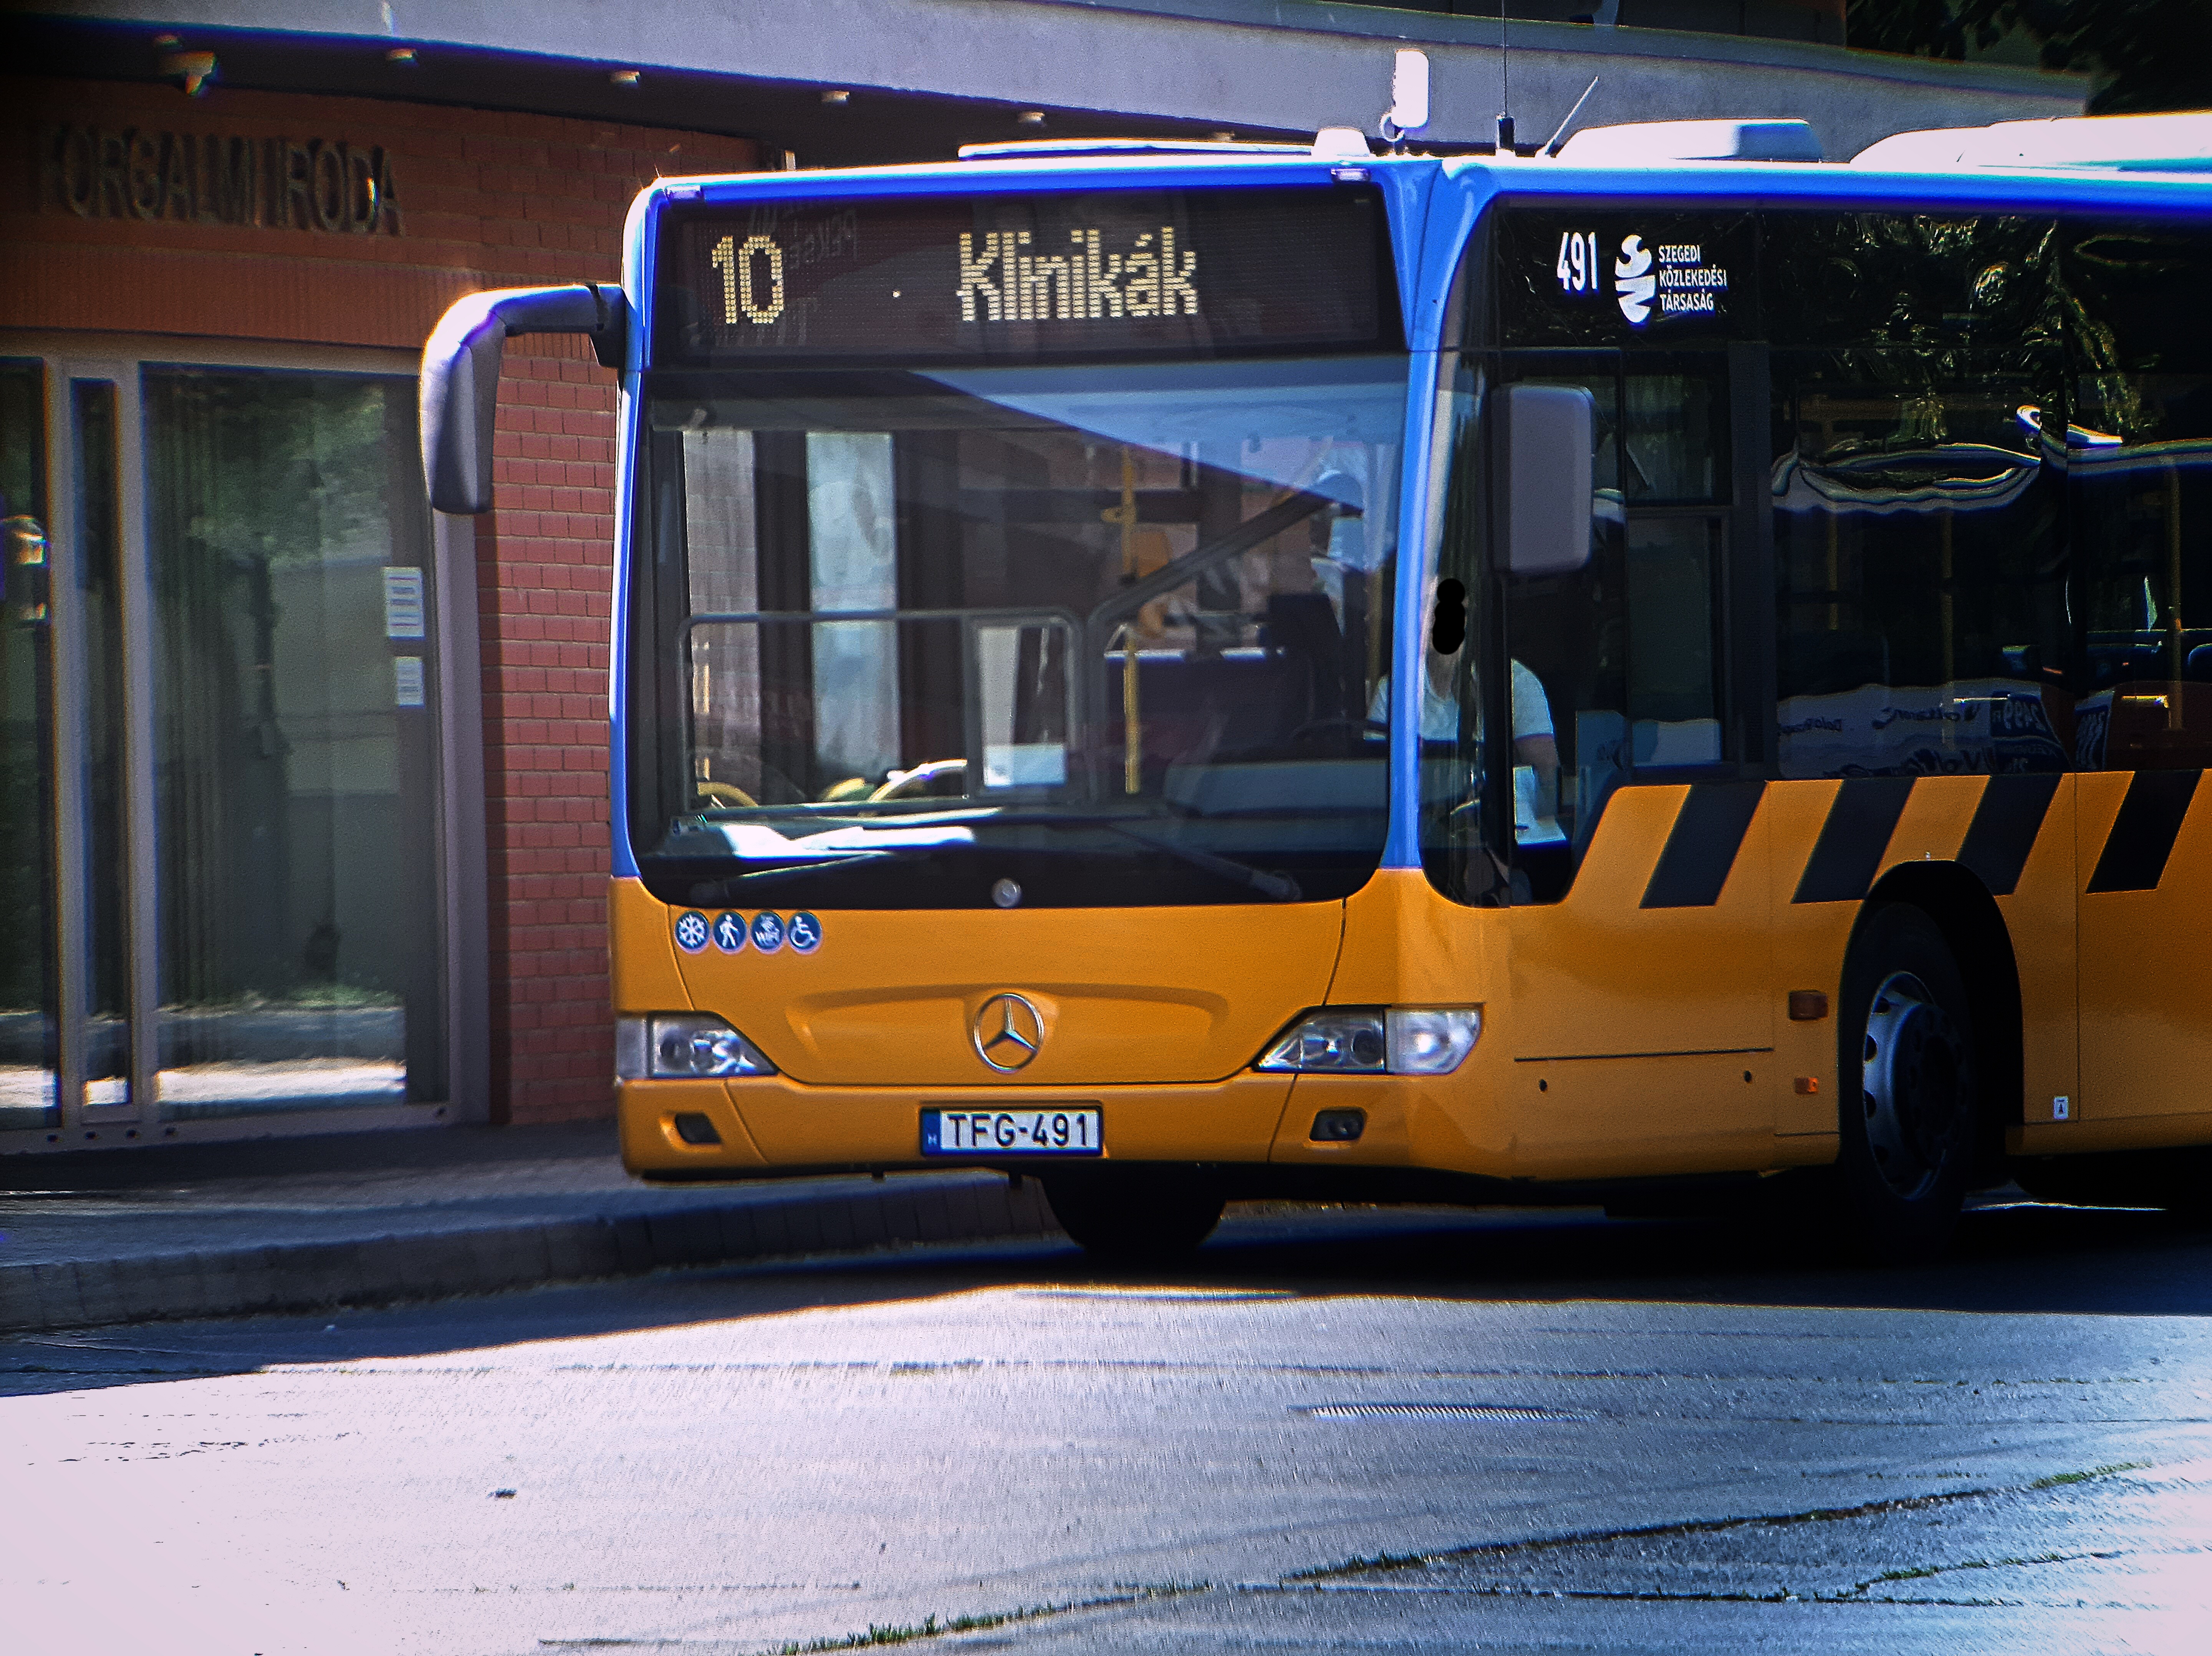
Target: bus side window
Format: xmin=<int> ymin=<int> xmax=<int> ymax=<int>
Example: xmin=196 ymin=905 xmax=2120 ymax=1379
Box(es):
xmin=2064 ymin=217 xmax=2212 ymax=773
xmin=2070 ymin=371 xmax=2212 ymax=772
xmin=1619 ymin=363 xmax=1729 ymax=774
xmin=1771 ymin=349 xmax=2070 ymax=780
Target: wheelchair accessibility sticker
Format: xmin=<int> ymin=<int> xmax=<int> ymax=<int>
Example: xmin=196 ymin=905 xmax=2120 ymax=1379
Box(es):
xmin=676 ymin=908 xmax=821 ymax=957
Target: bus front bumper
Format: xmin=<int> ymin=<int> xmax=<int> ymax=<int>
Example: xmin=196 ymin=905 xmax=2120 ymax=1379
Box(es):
xmin=618 ymin=1072 xmax=1308 ymax=1177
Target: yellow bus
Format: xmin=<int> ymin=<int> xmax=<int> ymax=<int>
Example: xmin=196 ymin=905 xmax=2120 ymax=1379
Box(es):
xmin=422 ymin=116 xmax=2212 ymax=1263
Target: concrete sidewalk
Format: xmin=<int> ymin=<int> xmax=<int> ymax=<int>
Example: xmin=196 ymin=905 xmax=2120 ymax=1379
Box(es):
xmin=0 ymin=1121 xmax=1058 ymax=1334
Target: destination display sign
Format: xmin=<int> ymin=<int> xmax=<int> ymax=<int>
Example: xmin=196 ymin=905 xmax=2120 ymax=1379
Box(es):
xmin=653 ymin=186 xmax=1396 ymax=364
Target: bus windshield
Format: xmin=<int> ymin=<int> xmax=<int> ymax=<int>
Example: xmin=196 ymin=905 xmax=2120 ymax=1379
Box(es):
xmin=629 ymin=353 xmax=1405 ymax=908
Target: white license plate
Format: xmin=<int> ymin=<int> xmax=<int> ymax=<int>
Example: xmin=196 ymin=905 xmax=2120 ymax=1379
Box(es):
xmin=922 ymin=1107 xmax=1102 ymax=1156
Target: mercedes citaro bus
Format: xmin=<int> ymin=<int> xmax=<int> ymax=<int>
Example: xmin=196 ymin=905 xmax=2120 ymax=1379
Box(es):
xmin=422 ymin=112 xmax=2212 ymax=1262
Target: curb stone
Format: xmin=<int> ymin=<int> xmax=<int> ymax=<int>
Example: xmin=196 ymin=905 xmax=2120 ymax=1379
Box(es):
xmin=0 ymin=1172 xmax=1058 ymax=1335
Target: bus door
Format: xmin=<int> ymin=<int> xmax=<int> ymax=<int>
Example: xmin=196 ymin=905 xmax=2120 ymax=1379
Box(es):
xmin=1488 ymin=348 xmax=1776 ymax=1163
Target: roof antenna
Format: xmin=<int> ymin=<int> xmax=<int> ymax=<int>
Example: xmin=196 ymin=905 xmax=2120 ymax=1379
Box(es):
xmin=1543 ymin=75 xmax=1601 ymax=157
xmin=1493 ymin=3 xmax=1514 ymax=154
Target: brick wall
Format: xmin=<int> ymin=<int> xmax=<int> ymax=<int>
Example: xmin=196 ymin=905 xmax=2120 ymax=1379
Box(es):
xmin=479 ymin=338 xmax=623 ymax=1124
xmin=3 ymin=79 xmax=758 ymax=1125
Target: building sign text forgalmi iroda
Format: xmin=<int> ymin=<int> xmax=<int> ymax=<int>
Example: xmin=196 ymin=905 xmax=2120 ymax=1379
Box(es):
xmin=31 ymin=125 xmax=402 ymax=235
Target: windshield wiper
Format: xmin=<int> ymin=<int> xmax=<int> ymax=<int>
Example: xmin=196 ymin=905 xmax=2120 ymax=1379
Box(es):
xmin=976 ymin=811 xmax=1301 ymax=902
xmin=1105 ymin=823 xmax=1303 ymax=902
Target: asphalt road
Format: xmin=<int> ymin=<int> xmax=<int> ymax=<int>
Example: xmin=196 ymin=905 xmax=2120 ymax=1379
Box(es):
xmin=5 ymin=1197 xmax=2211 ymax=1656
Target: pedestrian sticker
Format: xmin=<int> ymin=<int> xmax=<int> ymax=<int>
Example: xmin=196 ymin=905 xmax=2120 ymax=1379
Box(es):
xmin=674 ymin=910 xmax=710 ymax=953
xmin=788 ymin=911 xmax=821 ymax=954
xmin=711 ymin=911 xmax=747 ymax=953
xmin=750 ymin=911 xmax=786 ymax=954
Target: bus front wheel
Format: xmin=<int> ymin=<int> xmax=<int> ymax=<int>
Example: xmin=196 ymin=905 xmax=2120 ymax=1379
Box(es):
xmin=1833 ymin=903 xmax=1979 ymax=1264
xmin=1041 ymin=1166 xmax=1226 ymax=1266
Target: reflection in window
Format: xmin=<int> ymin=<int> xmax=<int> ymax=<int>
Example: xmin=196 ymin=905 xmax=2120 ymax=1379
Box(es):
xmin=1626 ymin=517 xmax=1722 ymax=766
xmin=808 ymin=431 xmax=900 ymax=786
xmin=1772 ymin=353 xmax=2070 ymax=779
xmin=2070 ymin=373 xmax=2212 ymax=771
xmin=638 ymin=357 xmax=1404 ymax=908
xmin=146 ymin=370 xmax=445 ymax=1118
xmin=1621 ymin=372 xmax=1724 ymax=503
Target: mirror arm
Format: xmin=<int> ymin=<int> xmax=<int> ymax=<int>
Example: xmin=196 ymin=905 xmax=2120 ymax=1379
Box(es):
xmin=419 ymin=282 xmax=629 ymax=515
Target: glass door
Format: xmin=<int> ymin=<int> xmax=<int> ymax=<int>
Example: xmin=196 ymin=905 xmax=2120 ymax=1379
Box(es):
xmin=70 ymin=374 xmax=142 ymax=1122
xmin=144 ymin=367 xmax=448 ymax=1121
xmin=0 ymin=362 xmax=57 ymax=1130
xmin=1 ymin=358 xmax=149 ymax=1140
xmin=1 ymin=351 xmax=458 ymax=1148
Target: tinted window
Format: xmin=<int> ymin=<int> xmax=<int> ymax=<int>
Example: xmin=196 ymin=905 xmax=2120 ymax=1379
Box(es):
xmin=1771 ymin=348 xmax=2069 ymax=778
xmin=1762 ymin=212 xmax=2058 ymax=351
xmin=2065 ymin=220 xmax=2212 ymax=771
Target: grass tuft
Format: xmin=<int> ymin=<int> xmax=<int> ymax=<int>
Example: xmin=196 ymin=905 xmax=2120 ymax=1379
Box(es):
xmin=765 ymin=1584 xmax=1204 ymax=1654
xmin=2030 ymin=1462 xmax=2149 ymax=1490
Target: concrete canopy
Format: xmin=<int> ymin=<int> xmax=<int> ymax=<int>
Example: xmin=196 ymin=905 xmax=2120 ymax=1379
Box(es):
xmin=22 ymin=0 xmax=2083 ymax=166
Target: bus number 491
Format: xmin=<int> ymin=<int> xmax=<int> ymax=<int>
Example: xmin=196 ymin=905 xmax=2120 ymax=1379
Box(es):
xmin=1556 ymin=230 xmax=1601 ymax=296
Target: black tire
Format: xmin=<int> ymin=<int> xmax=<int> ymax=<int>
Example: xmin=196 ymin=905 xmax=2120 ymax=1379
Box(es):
xmin=1832 ymin=903 xmax=1980 ymax=1265
xmin=1041 ymin=1165 xmax=1226 ymax=1266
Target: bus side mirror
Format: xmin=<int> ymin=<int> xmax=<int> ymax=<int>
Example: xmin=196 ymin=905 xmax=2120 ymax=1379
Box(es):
xmin=1500 ymin=383 xmax=1596 ymax=577
xmin=420 ymin=283 xmax=628 ymax=514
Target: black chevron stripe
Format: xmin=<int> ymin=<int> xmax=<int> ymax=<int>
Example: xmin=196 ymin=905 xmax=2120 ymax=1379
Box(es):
xmin=1956 ymin=773 xmax=2062 ymax=897
xmin=1640 ymin=781 xmax=1767 ymax=909
xmin=2086 ymin=769 xmax=2201 ymax=894
xmin=1791 ymin=777 xmax=1915 ymax=904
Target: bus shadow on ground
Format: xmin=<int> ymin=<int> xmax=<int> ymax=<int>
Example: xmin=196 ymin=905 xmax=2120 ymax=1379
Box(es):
xmin=3 ymin=1198 xmax=2208 ymax=1400
xmin=1192 ymin=1197 xmax=2212 ymax=1319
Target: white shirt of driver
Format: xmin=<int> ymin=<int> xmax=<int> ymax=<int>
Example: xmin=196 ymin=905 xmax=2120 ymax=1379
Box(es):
xmin=1371 ymin=659 xmax=1554 ymax=744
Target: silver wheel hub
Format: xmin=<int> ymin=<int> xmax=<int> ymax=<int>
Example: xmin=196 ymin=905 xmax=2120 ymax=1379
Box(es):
xmin=1861 ymin=970 xmax=1970 ymax=1202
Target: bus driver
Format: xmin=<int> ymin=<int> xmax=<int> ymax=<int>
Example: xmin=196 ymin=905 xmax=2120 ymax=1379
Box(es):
xmin=1371 ymin=577 xmax=1561 ymax=845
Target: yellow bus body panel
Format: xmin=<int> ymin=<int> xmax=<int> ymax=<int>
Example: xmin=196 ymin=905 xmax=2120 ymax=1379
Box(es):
xmin=2074 ymin=770 xmax=2212 ymax=1146
xmin=613 ymin=755 xmax=2194 ymax=1183
xmin=648 ymin=896 xmax=1344 ymax=1089
xmin=612 ymin=877 xmax=1336 ymax=1172
xmin=1992 ymin=776 xmax=2079 ymax=1138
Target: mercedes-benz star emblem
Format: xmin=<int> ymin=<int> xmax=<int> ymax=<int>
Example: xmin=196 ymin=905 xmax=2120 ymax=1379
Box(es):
xmin=972 ymin=992 xmax=1045 ymax=1072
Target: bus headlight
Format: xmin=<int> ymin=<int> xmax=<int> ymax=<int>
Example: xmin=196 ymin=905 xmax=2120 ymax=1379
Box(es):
xmin=1255 ymin=1007 xmax=1481 ymax=1076
xmin=1387 ymin=1008 xmax=1483 ymax=1075
xmin=617 ymin=1014 xmax=778 ymax=1079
